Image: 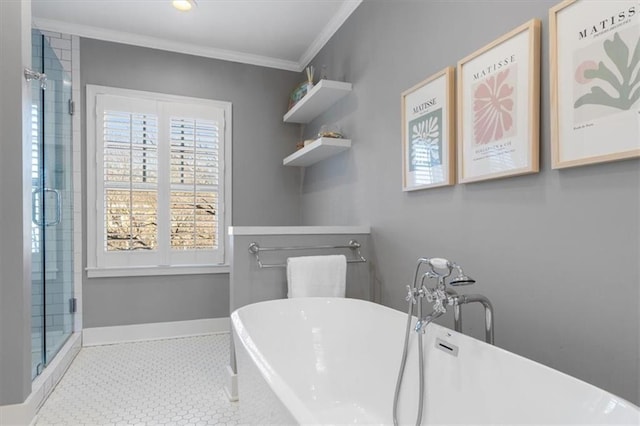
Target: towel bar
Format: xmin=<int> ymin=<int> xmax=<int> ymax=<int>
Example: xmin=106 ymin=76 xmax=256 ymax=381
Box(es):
xmin=248 ymin=240 xmax=367 ymax=269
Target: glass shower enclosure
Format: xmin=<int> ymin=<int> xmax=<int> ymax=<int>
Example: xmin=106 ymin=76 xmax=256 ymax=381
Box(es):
xmin=30 ymin=30 xmax=75 ymax=379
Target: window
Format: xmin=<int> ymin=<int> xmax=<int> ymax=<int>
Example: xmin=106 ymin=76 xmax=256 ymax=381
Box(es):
xmin=86 ymin=86 xmax=231 ymax=277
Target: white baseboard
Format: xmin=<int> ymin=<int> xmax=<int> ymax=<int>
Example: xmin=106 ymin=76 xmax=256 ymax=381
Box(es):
xmin=82 ymin=317 xmax=230 ymax=347
xmin=0 ymin=333 xmax=81 ymax=426
xmin=0 ymin=398 xmax=34 ymax=426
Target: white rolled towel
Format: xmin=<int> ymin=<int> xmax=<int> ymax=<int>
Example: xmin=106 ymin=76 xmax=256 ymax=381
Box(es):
xmin=286 ymin=254 xmax=347 ymax=298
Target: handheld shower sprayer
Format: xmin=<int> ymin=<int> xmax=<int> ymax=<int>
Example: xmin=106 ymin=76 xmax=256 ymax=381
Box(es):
xmin=413 ymin=257 xmax=475 ymax=288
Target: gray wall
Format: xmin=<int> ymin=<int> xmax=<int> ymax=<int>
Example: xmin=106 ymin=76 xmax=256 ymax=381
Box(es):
xmin=0 ymin=0 xmax=33 ymax=405
xmin=80 ymin=38 xmax=302 ymax=327
xmin=300 ymin=1 xmax=640 ymax=404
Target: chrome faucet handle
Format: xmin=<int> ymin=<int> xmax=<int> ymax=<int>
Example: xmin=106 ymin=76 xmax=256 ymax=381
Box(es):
xmin=424 ymin=287 xmax=448 ymax=314
xmin=405 ymin=285 xmax=417 ymax=304
xmin=432 ymin=298 xmax=447 ymax=315
xmin=423 ymin=287 xmax=444 ymax=302
xmin=424 ymin=288 xmax=433 ymax=302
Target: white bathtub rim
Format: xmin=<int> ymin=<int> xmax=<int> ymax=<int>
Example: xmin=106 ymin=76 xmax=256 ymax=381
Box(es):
xmin=231 ymin=297 xmax=640 ymax=423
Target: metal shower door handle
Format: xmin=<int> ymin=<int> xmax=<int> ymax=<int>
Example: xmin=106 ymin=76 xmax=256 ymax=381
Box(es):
xmin=32 ymin=188 xmax=62 ymax=226
xmin=44 ymin=188 xmax=62 ymax=226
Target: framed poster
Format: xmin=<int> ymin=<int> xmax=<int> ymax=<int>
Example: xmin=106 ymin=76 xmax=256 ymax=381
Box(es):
xmin=457 ymin=19 xmax=541 ymax=183
xmin=401 ymin=66 xmax=455 ymax=191
xmin=550 ymin=0 xmax=640 ymax=169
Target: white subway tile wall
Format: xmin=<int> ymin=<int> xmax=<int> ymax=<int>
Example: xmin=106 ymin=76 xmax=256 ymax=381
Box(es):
xmin=40 ymin=31 xmax=72 ymax=74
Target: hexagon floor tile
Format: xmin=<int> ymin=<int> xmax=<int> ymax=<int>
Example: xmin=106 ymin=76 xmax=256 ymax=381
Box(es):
xmin=35 ymin=334 xmax=241 ymax=426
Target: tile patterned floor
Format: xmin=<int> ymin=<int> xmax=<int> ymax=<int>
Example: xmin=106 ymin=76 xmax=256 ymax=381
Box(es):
xmin=35 ymin=334 xmax=240 ymax=426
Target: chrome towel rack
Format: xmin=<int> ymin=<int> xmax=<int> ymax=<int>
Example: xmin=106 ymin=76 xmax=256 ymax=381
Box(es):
xmin=248 ymin=240 xmax=367 ymax=269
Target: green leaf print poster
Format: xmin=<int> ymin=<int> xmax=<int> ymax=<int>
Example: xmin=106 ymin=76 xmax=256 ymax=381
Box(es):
xmin=551 ymin=0 xmax=640 ymax=168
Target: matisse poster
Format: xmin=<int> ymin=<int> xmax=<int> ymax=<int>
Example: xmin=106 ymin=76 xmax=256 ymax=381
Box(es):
xmin=551 ymin=0 xmax=640 ymax=168
xmin=401 ymin=67 xmax=455 ymax=191
xmin=457 ymin=19 xmax=541 ymax=183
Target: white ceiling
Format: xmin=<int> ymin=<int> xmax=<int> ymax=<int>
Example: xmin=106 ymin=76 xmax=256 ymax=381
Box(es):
xmin=31 ymin=0 xmax=362 ymax=71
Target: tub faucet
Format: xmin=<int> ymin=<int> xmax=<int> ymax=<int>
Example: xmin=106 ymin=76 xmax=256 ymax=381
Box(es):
xmin=413 ymin=286 xmax=448 ymax=333
xmin=414 ymin=309 xmax=445 ymax=334
xmin=396 ymin=257 xmax=491 ymax=426
xmin=410 ymin=258 xmax=494 ymax=344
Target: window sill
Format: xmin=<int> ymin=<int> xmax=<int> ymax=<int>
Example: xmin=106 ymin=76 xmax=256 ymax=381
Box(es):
xmin=86 ymin=264 xmax=230 ymax=278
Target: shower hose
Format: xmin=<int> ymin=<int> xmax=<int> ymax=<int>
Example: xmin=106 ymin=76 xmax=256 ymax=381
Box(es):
xmin=392 ymin=291 xmax=427 ymax=426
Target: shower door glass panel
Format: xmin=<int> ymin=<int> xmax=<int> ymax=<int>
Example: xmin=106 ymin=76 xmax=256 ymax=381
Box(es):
xmin=31 ymin=30 xmax=74 ymax=379
xmin=31 ymin=31 xmax=44 ymax=379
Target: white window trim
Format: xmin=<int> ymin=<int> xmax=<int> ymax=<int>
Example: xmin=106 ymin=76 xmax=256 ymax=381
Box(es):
xmin=86 ymin=264 xmax=230 ymax=278
xmin=86 ymin=85 xmax=232 ymax=278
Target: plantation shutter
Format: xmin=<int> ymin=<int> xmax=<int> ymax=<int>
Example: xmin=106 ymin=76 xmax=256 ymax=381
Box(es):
xmin=164 ymin=102 xmax=225 ymax=265
xmin=103 ymin=110 xmax=159 ymax=252
xmin=90 ymin=88 xmax=227 ymax=272
xmin=95 ymin=95 xmax=160 ymax=267
xmin=169 ymin=117 xmax=219 ymax=250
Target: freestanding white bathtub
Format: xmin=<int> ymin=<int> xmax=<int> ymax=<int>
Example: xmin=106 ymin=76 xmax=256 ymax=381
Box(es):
xmin=231 ymin=297 xmax=639 ymax=425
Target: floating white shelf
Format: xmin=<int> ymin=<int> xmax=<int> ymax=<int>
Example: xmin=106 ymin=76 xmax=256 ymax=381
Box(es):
xmin=283 ymin=79 xmax=352 ymax=124
xmin=283 ymin=138 xmax=351 ymax=167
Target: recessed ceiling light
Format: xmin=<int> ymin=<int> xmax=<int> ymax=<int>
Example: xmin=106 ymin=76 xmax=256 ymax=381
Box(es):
xmin=172 ymin=0 xmax=197 ymax=12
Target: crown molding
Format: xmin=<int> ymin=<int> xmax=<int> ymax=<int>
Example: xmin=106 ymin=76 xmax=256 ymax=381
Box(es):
xmin=33 ymin=0 xmax=362 ymax=74
xmin=297 ymin=0 xmax=362 ymax=70
xmin=32 ymin=17 xmax=301 ymax=71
